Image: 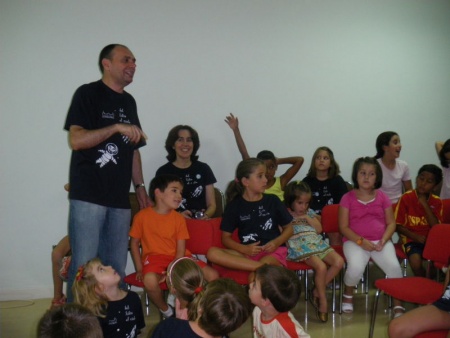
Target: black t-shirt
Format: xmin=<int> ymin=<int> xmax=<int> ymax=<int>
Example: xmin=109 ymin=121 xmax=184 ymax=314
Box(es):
xmin=221 ymin=194 xmax=293 ymax=246
xmin=155 ymin=161 xmax=216 ymax=212
xmin=99 ymin=291 xmax=145 ymax=338
xmin=64 ymin=80 xmax=145 ymax=208
xmin=302 ymin=175 xmax=348 ymax=215
xmin=151 ymin=318 xmax=202 ymax=338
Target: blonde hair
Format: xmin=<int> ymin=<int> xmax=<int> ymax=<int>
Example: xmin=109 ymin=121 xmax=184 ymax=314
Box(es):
xmin=168 ymin=257 xmax=205 ymax=313
xmin=72 ymin=258 xmax=108 ymax=318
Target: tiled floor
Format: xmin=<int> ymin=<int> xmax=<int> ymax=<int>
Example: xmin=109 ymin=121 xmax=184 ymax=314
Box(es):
xmin=1 ymin=265 xmax=415 ymax=338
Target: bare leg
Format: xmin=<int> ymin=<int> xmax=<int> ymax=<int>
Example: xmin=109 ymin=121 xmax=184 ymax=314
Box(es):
xmin=143 ymin=273 xmax=168 ymax=311
xmin=51 ymin=236 xmax=70 ymax=306
xmin=389 ymin=305 xmax=450 ymax=338
xmin=322 ymin=251 xmax=344 ymax=285
xmin=305 ymin=256 xmax=328 ymax=313
xmin=206 ymin=247 xmax=264 ymax=271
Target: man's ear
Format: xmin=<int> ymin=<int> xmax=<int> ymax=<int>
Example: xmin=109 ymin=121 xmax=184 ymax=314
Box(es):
xmin=101 ymin=58 xmax=111 ymax=72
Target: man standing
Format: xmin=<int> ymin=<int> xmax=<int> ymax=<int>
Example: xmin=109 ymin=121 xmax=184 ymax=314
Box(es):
xmin=64 ymin=44 xmax=149 ymax=301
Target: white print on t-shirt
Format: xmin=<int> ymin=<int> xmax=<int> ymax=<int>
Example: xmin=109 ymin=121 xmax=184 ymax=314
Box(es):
xmin=96 ymin=143 xmax=119 ymax=168
xmin=260 ymin=218 xmax=273 ymax=231
xmin=443 ymin=285 xmax=450 ymax=300
xmin=192 ymin=186 xmax=203 ymax=198
xmin=243 ymin=234 xmax=258 ymax=242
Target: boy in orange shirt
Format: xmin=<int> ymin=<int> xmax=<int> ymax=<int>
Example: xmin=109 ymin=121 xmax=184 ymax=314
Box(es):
xmin=395 ymin=164 xmax=443 ymax=277
xmin=129 ymin=174 xmax=218 ymax=318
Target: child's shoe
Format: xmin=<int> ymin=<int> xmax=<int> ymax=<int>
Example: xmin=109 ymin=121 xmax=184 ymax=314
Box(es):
xmin=50 ymin=295 xmax=66 ymax=309
xmin=59 ymin=256 xmax=71 ymax=281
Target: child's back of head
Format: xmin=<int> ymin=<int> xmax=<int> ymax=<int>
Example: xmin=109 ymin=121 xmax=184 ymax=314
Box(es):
xmin=168 ymin=257 xmax=205 ymax=306
xmin=37 ymin=303 xmax=103 ymax=338
xmin=190 ymin=278 xmax=252 ymax=336
xmin=255 ymin=265 xmax=301 ymax=313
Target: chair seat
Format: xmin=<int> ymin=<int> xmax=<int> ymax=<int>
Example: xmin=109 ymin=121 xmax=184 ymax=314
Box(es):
xmin=212 ymin=264 xmax=250 ymax=285
xmin=286 ymin=260 xmax=311 ymax=271
xmin=124 ymin=272 xmax=168 ymax=290
xmin=394 ymin=243 xmax=407 ymax=259
xmin=414 ymin=330 xmax=450 ymax=338
xmin=375 ymin=277 xmax=442 ymax=304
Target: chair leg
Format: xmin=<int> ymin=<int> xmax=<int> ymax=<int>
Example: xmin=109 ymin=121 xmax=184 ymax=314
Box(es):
xmin=402 ymin=258 xmax=408 ymax=277
xmin=365 ymin=264 xmax=370 ymax=294
xmin=331 ymin=276 xmax=336 ymax=313
xmin=339 ymin=267 xmax=344 ymax=314
xmin=369 ymin=289 xmax=381 ymax=338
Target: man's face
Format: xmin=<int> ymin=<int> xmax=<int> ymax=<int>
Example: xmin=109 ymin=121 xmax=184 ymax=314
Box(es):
xmin=103 ymin=46 xmax=136 ymax=89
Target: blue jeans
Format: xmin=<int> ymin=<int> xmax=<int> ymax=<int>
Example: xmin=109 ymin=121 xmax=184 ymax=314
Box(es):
xmin=67 ymin=199 xmax=131 ymax=302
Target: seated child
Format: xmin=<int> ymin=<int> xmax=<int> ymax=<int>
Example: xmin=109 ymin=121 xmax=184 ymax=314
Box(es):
xmin=129 ymin=174 xmax=218 ymax=319
xmin=250 ymin=265 xmax=310 ymax=338
xmin=224 ymin=113 xmax=304 ymax=201
xmin=37 ymin=303 xmax=103 ymax=338
xmin=284 ymin=181 xmax=344 ymax=323
xmin=166 ymin=257 xmax=206 ymax=320
xmin=435 ymin=140 xmax=450 ymax=198
xmin=151 ymin=278 xmax=252 ymax=338
xmin=206 ymin=158 xmax=294 ymax=282
xmin=72 ymin=258 xmax=145 ymax=338
xmin=395 ymin=164 xmax=443 ymax=276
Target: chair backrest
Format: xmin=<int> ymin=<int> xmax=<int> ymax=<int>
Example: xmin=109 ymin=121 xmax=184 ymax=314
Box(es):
xmin=186 ymin=218 xmax=221 ymax=255
xmin=321 ymin=204 xmax=340 ymax=233
xmin=423 ymin=223 xmax=450 ymax=267
xmin=129 ymin=192 xmax=140 ymax=225
xmin=441 ymin=199 xmax=450 ymax=224
xmin=211 ymin=187 xmax=225 ymax=218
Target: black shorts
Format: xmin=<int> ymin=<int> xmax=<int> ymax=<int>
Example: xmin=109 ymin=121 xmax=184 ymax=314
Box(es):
xmin=404 ymin=242 xmax=424 ymax=257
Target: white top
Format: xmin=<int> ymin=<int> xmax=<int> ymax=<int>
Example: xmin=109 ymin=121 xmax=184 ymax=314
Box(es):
xmin=252 ymin=307 xmax=310 ymax=338
xmin=441 ymin=166 xmax=450 ymax=199
xmin=377 ymin=158 xmax=411 ymax=204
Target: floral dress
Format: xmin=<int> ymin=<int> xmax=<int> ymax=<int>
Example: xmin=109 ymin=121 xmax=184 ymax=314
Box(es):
xmin=287 ymin=209 xmax=333 ymax=261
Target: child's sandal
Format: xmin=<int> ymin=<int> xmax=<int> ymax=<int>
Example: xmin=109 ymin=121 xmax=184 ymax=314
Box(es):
xmin=342 ymin=294 xmax=353 ymax=313
xmin=393 ymin=306 xmax=405 ymax=318
xmin=50 ymin=295 xmax=66 ymax=308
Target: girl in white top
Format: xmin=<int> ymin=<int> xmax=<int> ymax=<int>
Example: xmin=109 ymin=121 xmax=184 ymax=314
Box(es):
xmin=375 ymin=131 xmax=412 ymax=204
xmin=435 ymin=139 xmax=450 ymax=199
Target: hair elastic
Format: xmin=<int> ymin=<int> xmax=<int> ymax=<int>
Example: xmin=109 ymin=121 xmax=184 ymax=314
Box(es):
xmin=194 ymin=286 xmax=203 ymax=294
xmin=75 ymin=266 xmax=84 ymax=281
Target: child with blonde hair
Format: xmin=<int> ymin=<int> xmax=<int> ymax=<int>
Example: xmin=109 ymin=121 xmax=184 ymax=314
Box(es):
xmin=72 ymin=258 xmax=145 ymax=338
xmin=151 ymin=278 xmax=252 ymax=338
xmin=284 ymin=181 xmax=344 ymax=322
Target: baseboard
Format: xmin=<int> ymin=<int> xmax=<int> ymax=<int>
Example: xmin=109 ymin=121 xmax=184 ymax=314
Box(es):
xmin=0 ymin=287 xmax=53 ymax=301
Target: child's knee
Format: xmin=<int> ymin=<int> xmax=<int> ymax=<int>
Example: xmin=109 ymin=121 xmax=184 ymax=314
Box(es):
xmin=203 ymin=266 xmax=219 ymax=281
xmin=143 ymin=273 xmax=161 ymax=290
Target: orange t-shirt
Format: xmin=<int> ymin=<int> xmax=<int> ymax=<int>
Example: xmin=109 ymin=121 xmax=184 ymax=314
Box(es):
xmin=129 ymin=207 xmax=190 ymax=259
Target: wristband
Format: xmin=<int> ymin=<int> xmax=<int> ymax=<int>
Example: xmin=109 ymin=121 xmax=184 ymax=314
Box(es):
xmin=356 ymin=237 xmax=364 ymax=246
xmin=135 ymin=183 xmax=145 ymax=190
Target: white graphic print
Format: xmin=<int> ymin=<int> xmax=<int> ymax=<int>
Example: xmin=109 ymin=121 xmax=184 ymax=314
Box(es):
xmin=242 ymin=233 xmax=258 ymax=243
xmin=192 ymin=186 xmax=203 ymax=198
xmin=261 ymin=218 xmax=273 ymax=231
xmin=96 ymin=143 xmax=119 ymax=167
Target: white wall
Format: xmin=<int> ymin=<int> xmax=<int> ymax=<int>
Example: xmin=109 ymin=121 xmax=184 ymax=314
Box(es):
xmin=1 ymin=0 xmax=449 ymax=300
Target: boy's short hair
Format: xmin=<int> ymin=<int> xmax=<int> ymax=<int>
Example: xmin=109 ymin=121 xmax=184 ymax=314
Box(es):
xmin=37 ymin=303 xmax=103 ymax=338
xmin=418 ymin=164 xmax=443 ymax=185
xmin=149 ymin=174 xmax=184 ymax=201
xmin=255 ymin=265 xmax=301 ymax=313
xmin=257 ymin=150 xmax=276 ymax=162
xmin=351 ymin=157 xmax=383 ymax=189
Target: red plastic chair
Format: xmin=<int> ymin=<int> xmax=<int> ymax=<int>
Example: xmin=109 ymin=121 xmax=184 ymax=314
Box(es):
xmin=442 ymin=199 xmax=450 ymax=224
xmin=210 ymin=226 xmax=250 ymax=285
xmin=321 ymin=204 xmax=345 ymax=313
xmin=286 ymin=260 xmax=313 ymax=302
xmin=369 ymin=224 xmax=450 ymax=338
xmin=414 ymin=330 xmax=450 ymax=338
xmin=124 ymin=218 xmax=220 ymax=314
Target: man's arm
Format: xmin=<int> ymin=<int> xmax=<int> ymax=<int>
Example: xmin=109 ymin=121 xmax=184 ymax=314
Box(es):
xmin=132 ymin=150 xmax=151 ymax=209
xmin=69 ymin=124 xmax=146 ymax=151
